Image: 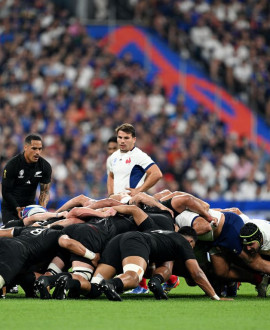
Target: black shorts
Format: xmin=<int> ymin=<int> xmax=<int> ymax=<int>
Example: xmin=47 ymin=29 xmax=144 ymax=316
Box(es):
xmin=100 ymin=232 xmax=151 ymax=274
xmin=1 ymin=206 xmax=19 ymax=225
xmin=0 ymin=238 xmax=28 ymax=285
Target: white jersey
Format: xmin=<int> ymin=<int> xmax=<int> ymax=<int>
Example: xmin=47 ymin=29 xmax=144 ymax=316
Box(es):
xmin=175 ymin=209 xmax=223 ymax=241
xmin=108 ymin=147 xmax=155 ymax=194
xmin=240 ymin=213 xmax=270 ymax=255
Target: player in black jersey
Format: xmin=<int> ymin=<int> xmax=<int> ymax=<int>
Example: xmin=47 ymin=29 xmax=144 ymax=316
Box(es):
xmin=34 ymin=204 xmax=158 ymax=299
xmin=1 ymin=134 xmax=52 ymax=224
xmin=91 ymin=227 xmax=231 ymax=301
xmin=0 ymin=226 xmax=97 ymax=298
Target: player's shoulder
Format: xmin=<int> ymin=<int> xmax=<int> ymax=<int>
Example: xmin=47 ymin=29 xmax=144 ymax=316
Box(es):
xmin=110 ymin=149 xmax=121 ymax=158
xmin=38 ymin=156 xmax=52 ymax=169
xmin=131 ymin=147 xmax=149 ymax=157
xmin=4 ymin=153 xmax=22 ymax=167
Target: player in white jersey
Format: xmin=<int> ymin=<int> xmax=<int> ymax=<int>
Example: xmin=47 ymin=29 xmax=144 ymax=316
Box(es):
xmin=107 ymin=123 xmax=162 ymax=196
xmin=220 ymin=208 xmax=270 ymax=256
xmin=175 ymin=209 xmax=222 ymax=241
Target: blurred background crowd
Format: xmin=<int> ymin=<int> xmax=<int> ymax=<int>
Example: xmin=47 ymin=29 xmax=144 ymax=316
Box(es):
xmin=1 ymin=0 xmax=270 ymax=211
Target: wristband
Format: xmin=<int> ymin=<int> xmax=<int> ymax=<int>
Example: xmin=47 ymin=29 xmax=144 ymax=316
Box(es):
xmin=84 ymin=249 xmax=96 ymax=260
xmin=211 ymin=294 xmax=220 ymax=300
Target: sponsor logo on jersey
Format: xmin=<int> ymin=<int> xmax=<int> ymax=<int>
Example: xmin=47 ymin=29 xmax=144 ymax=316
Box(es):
xmin=18 ymin=169 xmax=24 ymax=178
xmin=34 ymin=171 xmax=42 ymax=177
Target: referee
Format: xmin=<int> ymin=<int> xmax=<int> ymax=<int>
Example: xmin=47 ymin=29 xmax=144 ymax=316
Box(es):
xmin=1 ymin=134 xmax=52 ymax=224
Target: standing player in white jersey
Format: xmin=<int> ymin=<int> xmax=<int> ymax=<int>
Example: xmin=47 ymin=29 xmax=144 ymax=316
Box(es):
xmin=107 ymin=123 xmax=162 ymax=197
xmin=107 ymin=123 xmax=163 ymax=294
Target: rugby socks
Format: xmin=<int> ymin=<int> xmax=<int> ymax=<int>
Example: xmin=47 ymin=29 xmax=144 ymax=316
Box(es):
xmin=166 ymin=275 xmax=178 ymax=285
xmin=112 ymin=277 xmax=124 ymax=293
xmin=139 ymin=277 xmax=148 ymax=289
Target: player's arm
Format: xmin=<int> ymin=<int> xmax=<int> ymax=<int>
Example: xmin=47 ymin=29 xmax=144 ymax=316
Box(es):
xmin=107 ymin=171 xmax=114 ymax=196
xmin=171 ymin=195 xmax=213 ymax=223
xmin=129 ymin=192 xmax=174 ymax=217
xmin=58 ymin=234 xmax=100 ymax=267
xmin=111 ymin=204 xmax=149 ymax=226
xmin=214 ymin=207 xmax=242 ymax=215
xmin=0 ymin=228 xmax=14 ymax=238
xmin=66 ymin=206 xmax=116 ymax=219
xmin=1 ymin=164 xmax=21 ymax=216
xmin=127 ymin=164 xmax=162 ymax=196
xmin=23 ymin=211 xmax=68 ymax=226
xmin=38 ymin=182 xmax=51 ymax=208
xmin=87 ymin=198 xmax=123 ymax=209
xmin=185 ymin=259 xmax=230 ymax=300
xmin=239 ymin=250 xmax=270 ymax=274
xmin=153 ymin=189 xmax=172 ymax=200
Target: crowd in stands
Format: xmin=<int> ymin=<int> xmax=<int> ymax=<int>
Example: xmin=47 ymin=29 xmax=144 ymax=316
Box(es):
xmin=133 ymin=0 xmax=270 ymax=125
xmin=1 ymin=0 xmax=270 ymax=210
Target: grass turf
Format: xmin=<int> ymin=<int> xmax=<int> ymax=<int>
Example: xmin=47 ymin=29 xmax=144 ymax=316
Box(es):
xmin=1 ymin=280 xmax=270 ymax=330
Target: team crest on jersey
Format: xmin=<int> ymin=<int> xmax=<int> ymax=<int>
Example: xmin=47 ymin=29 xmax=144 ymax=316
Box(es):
xmin=126 ymin=157 xmax=131 ymax=164
xmin=34 ymin=171 xmax=42 ymax=177
xmin=3 ymin=169 xmax=7 ymax=179
xmin=18 ymin=169 xmax=24 ymax=178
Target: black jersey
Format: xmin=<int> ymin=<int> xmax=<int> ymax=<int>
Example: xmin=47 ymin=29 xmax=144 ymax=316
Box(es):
xmin=1 ymin=153 xmax=52 ymax=210
xmin=13 ymin=226 xmax=62 ymax=265
xmin=0 ymin=227 xmax=62 ymax=285
xmin=161 ymin=198 xmax=180 ymax=217
xmin=139 ymin=204 xmax=175 ymax=231
xmin=87 ymin=215 xmax=137 ymax=240
xmin=142 ymin=230 xmax=195 ymax=263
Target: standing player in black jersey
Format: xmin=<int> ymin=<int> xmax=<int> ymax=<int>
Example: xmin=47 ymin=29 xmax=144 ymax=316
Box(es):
xmin=1 ymin=134 xmax=52 ymax=224
xmin=92 ymin=227 xmax=231 ymax=301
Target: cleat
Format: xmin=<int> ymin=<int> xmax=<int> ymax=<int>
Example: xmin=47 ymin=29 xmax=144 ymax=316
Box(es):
xmin=52 ymin=275 xmax=69 ymax=300
xmin=34 ymin=277 xmax=51 ymax=299
xmin=162 ymin=277 xmax=180 ymax=293
xmin=8 ymin=285 xmax=18 ymax=294
xmin=100 ymin=280 xmax=122 ymax=301
xmin=125 ymin=286 xmax=149 ymax=294
xmin=148 ymin=277 xmax=168 ymax=300
xmin=256 ymin=275 xmax=270 ymax=298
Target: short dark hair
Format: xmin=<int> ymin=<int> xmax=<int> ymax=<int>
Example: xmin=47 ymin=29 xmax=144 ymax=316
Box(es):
xmin=178 ymin=226 xmax=198 ymax=242
xmin=240 ymin=223 xmax=262 ymax=245
xmin=25 ymin=134 xmax=43 ymax=145
xmin=115 ymin=123 xmax=136 ymax=137
xmin=107 ymin=136 xmax=117 ymax=144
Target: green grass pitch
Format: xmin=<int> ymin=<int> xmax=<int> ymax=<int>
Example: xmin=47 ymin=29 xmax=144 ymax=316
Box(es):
xmin=1 ymin=280 xmax=270 ymax=330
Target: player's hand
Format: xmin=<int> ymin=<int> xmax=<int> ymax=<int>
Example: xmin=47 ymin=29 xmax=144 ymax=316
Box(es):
xmin=126 ymin=188 xmax=141 ymax=196
xmin=16 ymin=206 xmax=25 ymax=219
xmin=59 ymin=211 xmax=68 ymax=218
xmin=102 ymin=207 xmax=117 ymax=217
xmin=219 ymin=297 xmax=234 ymax=301
xmin=160 ymin=205 xmax=174 ymax=218
xmin=206 ymin=215 xmax=218 ymax=226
